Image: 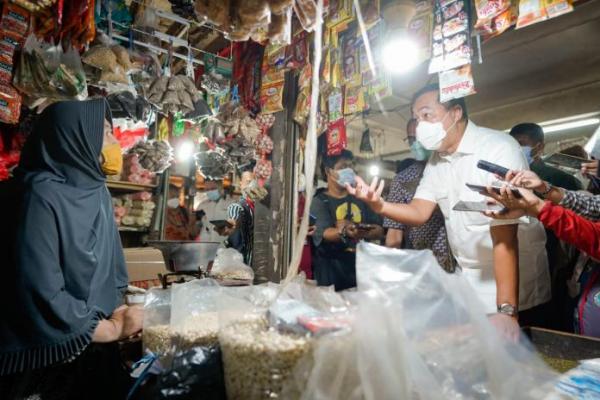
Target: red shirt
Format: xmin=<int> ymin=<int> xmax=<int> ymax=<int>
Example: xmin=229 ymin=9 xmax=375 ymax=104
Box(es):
xmin=539 ymin=201 xmax=600 ymax=259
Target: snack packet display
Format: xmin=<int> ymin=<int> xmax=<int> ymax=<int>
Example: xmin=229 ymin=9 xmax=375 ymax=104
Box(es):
xmin=517 ymin=0 xmax=548 ymax=28
xmin=439 ymin=64 xmax=476 ymax=102
xmin=326 ymin=119 xmax=347 ymax=156
xmin=429 ymin=0 xmax=472 ymax=74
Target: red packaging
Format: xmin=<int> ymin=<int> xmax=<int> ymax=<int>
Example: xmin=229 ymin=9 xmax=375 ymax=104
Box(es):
xmin=0 ymin=31 xmax=21 ymax=59
xmin=0 ymin=83 xmax=21 ymax=124
xmin=0 ymin=3 xmax=30 ymax=39
xmin=327 ymin=119 xmax=347 ymax=156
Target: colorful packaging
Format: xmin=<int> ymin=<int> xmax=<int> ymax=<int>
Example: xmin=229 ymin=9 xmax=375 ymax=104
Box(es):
xmin=544 ymin=0 xmax=573 ymax=19
xmin=439 ymin=65 xmax=476 ymax=103
xmin=408 ymin=12 xmax=433 ymax=63
xmin=0 ymin=31 xmax=21 ymax=59
xmin=517 ymin=0 xmax=548 ymax=28
xmin=344 ymin=84 xmax=366 ymax=115
xmin=328 ymin=90 xmax=343 ymax=123
xmin=0 ymin=3 xmax=30 ymax=39
xmin=0 ymin=83 xmax=21 ymax=124
xmin=474 ymin=0 xmax=511 ymax=28
xmin=260 ymin=80 xmax=285 ymax=114
xmin=429 ymin=0 xmax=472 ymax=74
xmin=326 ymin=119 xmax=347 ymax=156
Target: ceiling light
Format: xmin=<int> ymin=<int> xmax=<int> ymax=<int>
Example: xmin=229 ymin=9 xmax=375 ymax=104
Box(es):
xmin=382 ymin=37 xmax=420 ymax=73
xmin=176 ymin=141 xmax=195 ymax=162
xmin=369 ymin=164 xmax=380 ymax=177
xmin=542 ymin=118 xmax=600 ymax=134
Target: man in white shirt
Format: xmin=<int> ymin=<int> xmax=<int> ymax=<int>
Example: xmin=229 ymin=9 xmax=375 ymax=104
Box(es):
xmin=349 ymin=84 xmax=551 ymax=339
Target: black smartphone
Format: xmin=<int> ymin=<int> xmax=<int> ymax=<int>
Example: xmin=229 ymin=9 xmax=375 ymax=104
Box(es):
xmin=309 ymin=214 xmax=317 ymax=226
xmin=477 ymin=160 xmax=510 ymax=178
xmin=210 ymin=220 xmax=233 ymax=229
xmin=545 ymin=153 xmax=587 ymax=170
xmin=465 ymin=183 xmax=523 ymax=199
xmin=356 ymin=223 xmax=375 ymax=231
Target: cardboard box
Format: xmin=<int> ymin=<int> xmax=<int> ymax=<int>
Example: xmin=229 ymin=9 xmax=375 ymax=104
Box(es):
xmin=124 ymin=247 xmax=167 ymax=283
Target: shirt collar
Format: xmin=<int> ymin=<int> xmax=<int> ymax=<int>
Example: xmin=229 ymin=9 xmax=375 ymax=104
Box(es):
xmin=454 ymin=120 xmax=478 ymax=155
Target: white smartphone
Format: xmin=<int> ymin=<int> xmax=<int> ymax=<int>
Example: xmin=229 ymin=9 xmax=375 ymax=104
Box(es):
xmin=452 ymin=201 xmax=504 ymax=213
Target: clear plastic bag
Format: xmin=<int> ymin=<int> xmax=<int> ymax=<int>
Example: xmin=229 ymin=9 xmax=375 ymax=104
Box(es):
xmin=13 ymin=35 xmax=87 ymax=101
xmin=217 ymin=284 xmax=312 ymax=400
xmin=142 ymin=287 xmax=173 ymax=356
xmin=295 ymin=242 xmax=560 ymax=400
xmin=210 ymin=248 xmax=254 ymax=282
xmin=169 ymin=279 xmax=222 ymax=353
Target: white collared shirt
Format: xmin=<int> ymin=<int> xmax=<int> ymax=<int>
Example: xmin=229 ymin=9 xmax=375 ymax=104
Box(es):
xmin=414 ymin=121 xmax=551 ymax=312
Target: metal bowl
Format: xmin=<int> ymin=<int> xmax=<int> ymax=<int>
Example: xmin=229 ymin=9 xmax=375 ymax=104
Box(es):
xmin=147 ymin=241 xmax=222 ymax=272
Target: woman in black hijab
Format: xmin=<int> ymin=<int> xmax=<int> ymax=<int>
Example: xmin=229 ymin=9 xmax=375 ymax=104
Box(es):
xmin=0 ymin=99 xmax=143 ymax=399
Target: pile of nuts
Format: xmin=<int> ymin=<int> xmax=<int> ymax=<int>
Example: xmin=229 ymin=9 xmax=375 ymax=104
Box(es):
xmin=219 ymin=316 xmax=311 ymax=400
xmin=143 ymin=312 xmax=220 ymax=355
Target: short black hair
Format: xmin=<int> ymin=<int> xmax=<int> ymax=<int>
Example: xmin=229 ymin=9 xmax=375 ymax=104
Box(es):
xmin=411 ymin=83 xmax=468 ymax=121
xmin=509 ymin=123 xmax=544 ymax=145
xmin=321 ymin=150 xmax=354 ymax=180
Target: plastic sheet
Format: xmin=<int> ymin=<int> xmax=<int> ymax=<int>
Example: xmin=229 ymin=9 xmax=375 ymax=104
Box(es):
xmin=292 ymin=242 xmax=560 ymax=400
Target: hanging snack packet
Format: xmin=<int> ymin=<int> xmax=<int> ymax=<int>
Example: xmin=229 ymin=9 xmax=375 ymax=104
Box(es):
xmin=328 ymin=90 xmax=343 ymax=123
xmin=517 ymin=0 xmax=548 ymax=28
xmin=260 ymin=80 xmax=285 ymax=114
xmin=408 ymin=12 xmax=433 ymax=63
xmin=474 ymin=0 xmax=510 ymax=28
xmin=327 ymin=119 xmax=347 ymax=156
xmin=344 ymin=84 xmax=365 ymax=115
xmin=544 ymin=0 xmax=573 ymax=19
xmin=0 ymin=31 xmax=21 ymax=59
xmin=0 ymin=83 xmax=21 ymax=124
xmin=0 ymin=3 xmax=30 ymax=39
xmin=439 ymin=64 xmax=476 ymax=103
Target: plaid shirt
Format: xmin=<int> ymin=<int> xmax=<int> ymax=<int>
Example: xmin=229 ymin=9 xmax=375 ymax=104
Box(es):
xmin=384 ymin=162 xmax=456 ymax=272
xmin=560 ymin=190 xmax=600 ymax=222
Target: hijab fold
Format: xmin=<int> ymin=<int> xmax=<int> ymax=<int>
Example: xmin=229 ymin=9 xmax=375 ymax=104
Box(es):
xmin=0 ymin=99 xmax=128 ymax=376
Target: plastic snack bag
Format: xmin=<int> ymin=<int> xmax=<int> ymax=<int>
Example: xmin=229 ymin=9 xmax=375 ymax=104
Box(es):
xmin=544 ymin=0 xmax=573 ymax=19
xmin=210 ymin=248 xmax=255 ymax=283
xmin=439 ymin=64 xmax=476 ymax=102
xmin=517 ymin=0 xmax=548 ymax=28
xmin=326 ymin=119 xmax=347 ymax=156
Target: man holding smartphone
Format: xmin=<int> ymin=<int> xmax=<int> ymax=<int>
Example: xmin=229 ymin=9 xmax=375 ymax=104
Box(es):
xmin=310 ymin=150 xmax=384 ymax=291
xmin=348 ymin=84 xmax=551 ymax=340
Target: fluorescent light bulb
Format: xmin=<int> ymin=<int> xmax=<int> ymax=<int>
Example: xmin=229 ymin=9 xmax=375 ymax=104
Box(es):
xmin=382 ymin=38 xmax=420 ymax=73
xmin=542 ymin=118 xmax=600 ymax=134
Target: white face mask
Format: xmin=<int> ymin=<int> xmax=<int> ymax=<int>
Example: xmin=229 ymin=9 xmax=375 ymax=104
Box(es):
xmin=167 ymin=198 xmax=180 ymax=209
xmin=416 ymin=112 xmax=457 ymax=151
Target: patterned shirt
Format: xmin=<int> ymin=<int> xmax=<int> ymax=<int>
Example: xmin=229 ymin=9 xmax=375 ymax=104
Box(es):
xmin=383 ymin=162 xmax=456 ymax=272
xmin=560 ymin=190 xmax=600 ymax=222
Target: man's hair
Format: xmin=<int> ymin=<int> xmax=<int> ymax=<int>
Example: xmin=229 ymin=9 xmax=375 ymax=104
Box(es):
xmin=509 ymin=123 xmax=544 ymax=145
xmin=407 ymin=118 xmax=417 ymax=133
xmin=411 ymin=83 xmax=468 ymax=121
xmin=321 ymin=150 xmax=354 ymax=180
xmin=560 ymin=145 xmax=588 ymax=159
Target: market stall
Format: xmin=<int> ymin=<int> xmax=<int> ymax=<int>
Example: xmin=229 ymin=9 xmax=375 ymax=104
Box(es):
xmin=1 ymin=0 xmax=600 ymax=399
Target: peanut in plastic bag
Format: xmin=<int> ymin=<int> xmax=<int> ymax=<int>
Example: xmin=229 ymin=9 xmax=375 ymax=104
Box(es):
xmin=210 ymin=248 xmax=255 ymax=282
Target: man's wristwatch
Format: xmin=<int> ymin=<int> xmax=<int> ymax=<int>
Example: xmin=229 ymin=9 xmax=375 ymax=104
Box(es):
xmin=536 ymin=182 xmax=553 ymax=197
xmin=497 ymin=303 xmax=518 ymax=317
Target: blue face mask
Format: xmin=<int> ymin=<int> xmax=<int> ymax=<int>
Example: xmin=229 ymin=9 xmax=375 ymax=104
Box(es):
xmin=522 ymin=146 xmax=534 ymax=165
xmin=410 ymin=141 xmax=433 ymax=161
xmin=206 ymin=189 xmax=221 ymax=202
xmin=336 ymin=168 xmax=356 ymax=187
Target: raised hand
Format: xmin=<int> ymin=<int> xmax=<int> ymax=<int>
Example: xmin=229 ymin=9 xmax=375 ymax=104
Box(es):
xmin=346 ymin=176 xmax=385 ymax=214
xmin=582 ymin=160 xmax=598 ymax=177
xmin=500 ymin=169 xmax=545 ymax=192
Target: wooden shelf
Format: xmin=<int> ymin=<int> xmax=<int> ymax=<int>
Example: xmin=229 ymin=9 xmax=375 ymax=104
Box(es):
xmin=107 ymin=181 xmax=157 ymax=192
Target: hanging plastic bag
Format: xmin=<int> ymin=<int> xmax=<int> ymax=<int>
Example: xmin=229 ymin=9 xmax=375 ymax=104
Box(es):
xmin=293 ymin=0 xmax=318 ymax=32
xmin=268 ymin=6 xmax=292 ymax=45
xmin=210 ymin=248 xmax=254 ymax=283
